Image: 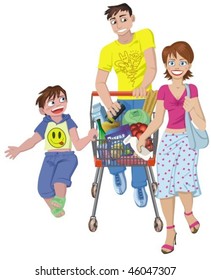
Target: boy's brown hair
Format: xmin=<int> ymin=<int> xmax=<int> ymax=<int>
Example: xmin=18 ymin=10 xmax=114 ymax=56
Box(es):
xmin=162 ymin=41 xmax=194 ymax=80
xmin=105 ymin=3 xmax=132 ymax=20
xmin=36 ymin=85 xmax=67 ymax=108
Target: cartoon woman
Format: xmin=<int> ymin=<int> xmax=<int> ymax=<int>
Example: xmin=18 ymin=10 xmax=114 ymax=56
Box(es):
xmin=137 ymin=41 xmax=206 ymax=253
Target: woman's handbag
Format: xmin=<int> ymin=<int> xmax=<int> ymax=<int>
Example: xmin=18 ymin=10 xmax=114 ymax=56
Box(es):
xmin=185 ymin=84 xmax=209 ymax=150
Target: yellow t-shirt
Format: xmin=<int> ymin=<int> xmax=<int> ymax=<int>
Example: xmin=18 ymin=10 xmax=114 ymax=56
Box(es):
xmin=98 ymin=29 xmax=155 ymax=99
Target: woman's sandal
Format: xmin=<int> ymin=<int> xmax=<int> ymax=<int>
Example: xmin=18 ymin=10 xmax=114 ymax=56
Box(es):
xmin=161 ymin=225 xmax=177 ymax=254
xmin=51 ymin=196 xmax=66 ymax=209
xmin=184 ymin=211 xmax=200 ymax=234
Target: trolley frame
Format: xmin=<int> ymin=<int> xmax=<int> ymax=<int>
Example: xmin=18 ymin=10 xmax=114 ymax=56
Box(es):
xmin=88 ymin=91 xmax=163 ymax=232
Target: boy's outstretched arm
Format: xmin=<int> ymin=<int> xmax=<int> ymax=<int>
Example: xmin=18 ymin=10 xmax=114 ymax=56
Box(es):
xmin=70 ymin=127 xmax=97 ymax=151
xmin=5 ymin=132 xmax=42 ymax=159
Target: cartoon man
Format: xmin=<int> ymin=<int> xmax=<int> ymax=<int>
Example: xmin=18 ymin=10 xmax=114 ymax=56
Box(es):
xmin=5 ymin=85 xmax=97 ymax=217
xmin=96 ymin=3 xmax=157 ymax=206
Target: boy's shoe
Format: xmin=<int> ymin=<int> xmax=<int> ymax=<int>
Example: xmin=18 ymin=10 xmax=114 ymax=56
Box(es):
xmin=113 ymin=172 xmax=127 ymax=195
xmin=51 ymin=196 xmax=66 ymax=208
xmin=134 ymin=187 xmax=148 ymax=207
xmin=51 ymin=207 xmax=65 ymax=218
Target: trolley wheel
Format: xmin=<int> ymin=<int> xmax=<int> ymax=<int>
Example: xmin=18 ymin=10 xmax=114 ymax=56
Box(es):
xmin=154 ymin=217 xmax=163 ymax=232
xmin=91 ymin=183 xmax=98 ymax=198
xmin=88 ymin=217 xmax=98 ymax=232
xmin=152 ymin=182 xmax=158 ymax=194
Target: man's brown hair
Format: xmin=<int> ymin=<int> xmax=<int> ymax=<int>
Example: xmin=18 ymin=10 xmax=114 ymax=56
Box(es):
xmin=36 ymin=85 xmax=67 ymax=108
xmin=162 ymin=41 xmax=194 ymax=80
xmin=105 ymin=3 xmax=132 ymax=20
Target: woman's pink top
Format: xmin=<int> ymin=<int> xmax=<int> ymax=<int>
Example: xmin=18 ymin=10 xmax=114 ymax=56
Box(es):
xmin=157 ymin=84 xmax=198 ymax=129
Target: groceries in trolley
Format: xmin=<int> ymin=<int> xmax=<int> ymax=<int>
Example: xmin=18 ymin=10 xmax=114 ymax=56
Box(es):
xmin=107 ymin=103 xmax=126 ymax=123
xmin=91 ymin=102 xmax=154 ymax=163
xmin=92 ymin=102 xmax=107 ymax=123
xmin=105 ymin=124 xmax=133 ymax=159
xmin=123 ymin=135 xmax=152 ymax=161
xmin=122 ymin=108 xmax=150 ymax=125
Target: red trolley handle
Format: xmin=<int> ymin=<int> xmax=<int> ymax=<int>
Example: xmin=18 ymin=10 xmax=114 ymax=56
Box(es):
xmin=92 ymin=91 xmax=135 ymax=97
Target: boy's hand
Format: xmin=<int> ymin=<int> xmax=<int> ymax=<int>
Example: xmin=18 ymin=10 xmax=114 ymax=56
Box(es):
xmin=5 ymin=146 xmax=20 ymax=159
xmin=88 ymin=128 xmax=98 ymax=141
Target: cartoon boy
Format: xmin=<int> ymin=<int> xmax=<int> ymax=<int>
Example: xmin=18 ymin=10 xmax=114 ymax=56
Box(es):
xmin=96 ymin=3 xmax=157 ymax=206
xmin=5 ymin=85 xmax=97 ymax=217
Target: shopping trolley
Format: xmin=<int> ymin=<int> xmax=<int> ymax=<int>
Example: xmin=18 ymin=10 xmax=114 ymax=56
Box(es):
xmin=88 ymin=91 xmax=163 ymax=232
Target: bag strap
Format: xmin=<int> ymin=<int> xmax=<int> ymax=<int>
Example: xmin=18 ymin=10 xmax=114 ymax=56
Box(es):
xmin=184 ymin=84 xmax=191 ymax=121
xmin=184 ymin=83 xmax=196 ymax=147
xmin=184 ymin=84 xmax=192 ymax=125
xmin=185 ymin=83 xmax=190 ymax=98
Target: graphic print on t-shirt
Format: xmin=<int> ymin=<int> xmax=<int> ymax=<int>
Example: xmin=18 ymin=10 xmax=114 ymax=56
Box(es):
xmin=47 ymin=127 xmax=67 ymax=148
xmin=114 ymin=50 xmax=143 ymax=87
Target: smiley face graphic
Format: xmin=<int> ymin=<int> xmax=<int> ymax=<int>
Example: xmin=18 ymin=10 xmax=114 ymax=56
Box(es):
xmin=47 ymin=128 xmax=66 ymax=148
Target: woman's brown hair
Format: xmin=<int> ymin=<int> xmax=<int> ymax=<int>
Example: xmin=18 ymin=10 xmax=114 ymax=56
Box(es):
xmin=162 ymin=41 xmax=194 ymax=80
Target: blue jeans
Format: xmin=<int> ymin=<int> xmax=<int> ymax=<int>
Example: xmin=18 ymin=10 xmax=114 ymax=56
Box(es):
xmin=108 ymin=99 xmax=147 ymax=188
xmin=38 ymin=151 xmax=78 ymax=198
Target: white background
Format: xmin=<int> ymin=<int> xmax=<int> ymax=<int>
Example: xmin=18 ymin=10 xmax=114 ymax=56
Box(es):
xmin=1 ymin=0 xmax=211 ymax=279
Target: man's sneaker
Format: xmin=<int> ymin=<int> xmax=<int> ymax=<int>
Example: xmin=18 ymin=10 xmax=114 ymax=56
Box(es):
xmin=113 ymin=172 xmax=127 ymax=195
xmin=134 ymin=187 xmax=148 ymax=207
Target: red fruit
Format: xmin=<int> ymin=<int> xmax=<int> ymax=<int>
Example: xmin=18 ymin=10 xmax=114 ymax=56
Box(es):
xmin=145 ymin=138 xmax=153 ymax=151
xmin=130 ymin=124 xmax=138 ymax=130
xmin=145 ymin=138 xmax=152 ymax=146
xmin=135 ymin=131 xmax=143 ymax=139
xmin=139 ymin=123 xmax=148 ymax=132
xmin=146 ymin=144 xmax=153 ymax=151
xmin=130 ymin=124 xmax=139 ymax=136
xmin=131 ymin=128 xmax=139 ymax=136
xmin=130 ymin=123 xmax=148 ymax=139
